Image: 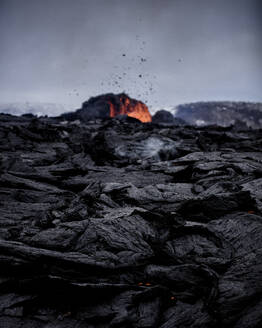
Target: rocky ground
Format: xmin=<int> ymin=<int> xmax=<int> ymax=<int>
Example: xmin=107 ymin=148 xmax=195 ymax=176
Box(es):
xmin=0 ymin=113 xmax=262 ymax=327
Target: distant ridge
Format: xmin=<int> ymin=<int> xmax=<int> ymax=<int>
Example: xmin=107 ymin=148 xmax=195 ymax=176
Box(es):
xmin=0 ymin=102 xmax=70 ymax=117
xmin=174 ymin=101 xmax=262 ymax=128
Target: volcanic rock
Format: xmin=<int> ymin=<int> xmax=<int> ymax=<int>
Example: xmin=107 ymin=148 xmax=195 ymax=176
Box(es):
xmin=61 ymin=93 xmax=152 ymax=123
xmin=152 ymin=109 xmax=174 ymax=124
xmin=152 ymin=109 xmax=187 ymax=126
xmin=0 ymin=111 xmax=262 ymax=327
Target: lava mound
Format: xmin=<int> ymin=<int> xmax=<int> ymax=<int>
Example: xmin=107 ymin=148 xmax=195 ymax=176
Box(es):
xmin=62 ymin=93 xmax=152 ymax=123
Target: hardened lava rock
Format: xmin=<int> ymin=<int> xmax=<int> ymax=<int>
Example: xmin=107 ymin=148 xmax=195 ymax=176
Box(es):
xmin=0 ymin=112 xmax=262 ymax=327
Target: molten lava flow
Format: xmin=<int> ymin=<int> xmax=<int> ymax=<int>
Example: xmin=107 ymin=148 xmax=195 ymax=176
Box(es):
xmin=108 ymin=94 xmax=152 ymax=123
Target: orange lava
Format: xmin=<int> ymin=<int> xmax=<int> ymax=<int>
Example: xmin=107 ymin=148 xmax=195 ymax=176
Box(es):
xmin=108 ymin=95 xmax=152 ymax=123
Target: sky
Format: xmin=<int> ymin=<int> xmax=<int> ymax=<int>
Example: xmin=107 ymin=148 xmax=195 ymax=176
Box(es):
xmin=0 ymin=0 xmax=261 ymax=113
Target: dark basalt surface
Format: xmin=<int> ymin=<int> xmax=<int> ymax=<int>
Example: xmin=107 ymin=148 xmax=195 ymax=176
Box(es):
xmin=0 ymin=113 xmax=262 ymax=328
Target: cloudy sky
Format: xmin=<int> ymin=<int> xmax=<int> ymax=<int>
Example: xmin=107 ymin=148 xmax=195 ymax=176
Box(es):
xmin=0 ymin=0 xmax=261 ymax=113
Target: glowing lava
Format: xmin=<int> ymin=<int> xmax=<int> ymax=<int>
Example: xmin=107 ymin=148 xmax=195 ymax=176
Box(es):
xmin=79 ymin=93 xmax=152 ymax=123
xmin=107 ymin=94 xmax=152 ymax=123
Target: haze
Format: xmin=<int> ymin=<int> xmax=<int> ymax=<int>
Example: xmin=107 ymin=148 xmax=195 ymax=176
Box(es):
xmin=0 ymin=0 xmax=261 ymax=113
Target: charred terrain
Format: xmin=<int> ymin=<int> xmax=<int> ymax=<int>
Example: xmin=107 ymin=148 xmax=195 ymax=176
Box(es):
xmin=1 ymin=98 xmax=262 ymax=327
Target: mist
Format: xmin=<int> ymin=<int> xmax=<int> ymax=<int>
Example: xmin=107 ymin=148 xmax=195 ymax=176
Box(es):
xmin=0 ymin=0 xmax=261 ymax=113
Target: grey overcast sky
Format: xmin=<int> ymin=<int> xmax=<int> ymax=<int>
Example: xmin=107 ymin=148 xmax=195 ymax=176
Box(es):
xmin=0 ymin=0 xmax=261 ymax=112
